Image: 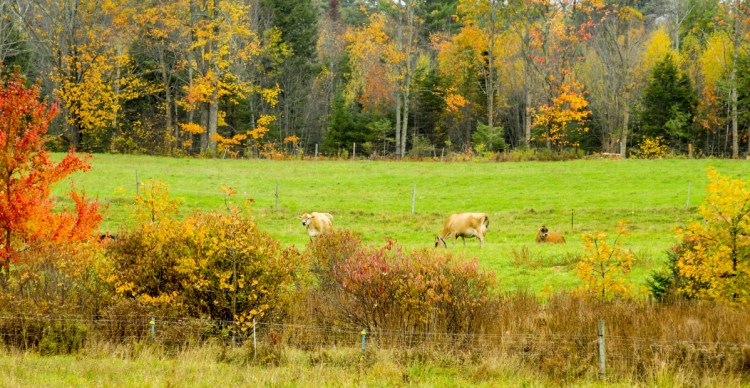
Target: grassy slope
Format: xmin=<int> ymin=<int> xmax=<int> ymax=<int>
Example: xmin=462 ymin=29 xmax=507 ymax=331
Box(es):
xmin=57 ymin=155 xmax=749 ymax=294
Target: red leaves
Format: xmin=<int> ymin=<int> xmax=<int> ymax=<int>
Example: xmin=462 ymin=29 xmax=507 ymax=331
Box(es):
xmin=0 ymin=73 xmax=100 ymax=270
xmin=327 ymin=237 xmax=498 ymax=332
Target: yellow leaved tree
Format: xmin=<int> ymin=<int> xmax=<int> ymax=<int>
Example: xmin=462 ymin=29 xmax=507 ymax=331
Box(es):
xmin=574 ymin=221 xmax=636 ymax=301
xmin=676 ymin=168 xmax=750 ymax=305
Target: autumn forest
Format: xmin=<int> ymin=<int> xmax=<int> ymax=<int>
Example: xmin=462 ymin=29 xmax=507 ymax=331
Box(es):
xmin=0 ymin=0 xmax=748 ymax=159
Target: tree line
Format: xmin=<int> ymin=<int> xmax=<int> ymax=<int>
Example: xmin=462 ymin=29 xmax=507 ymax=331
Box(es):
xmin=1 ymin=0 xmax=749 ymax=158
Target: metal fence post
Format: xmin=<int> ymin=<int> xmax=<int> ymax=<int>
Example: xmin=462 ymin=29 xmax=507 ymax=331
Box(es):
xmin=150 ymin=317 xmax=155 ymax=342
xmin=360 ymin=329 xmax=367 ymax=364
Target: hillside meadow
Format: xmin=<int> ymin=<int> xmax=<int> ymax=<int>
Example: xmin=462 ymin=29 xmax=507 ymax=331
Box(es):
xmin=55 ymin=155 xmax=749 ymax=294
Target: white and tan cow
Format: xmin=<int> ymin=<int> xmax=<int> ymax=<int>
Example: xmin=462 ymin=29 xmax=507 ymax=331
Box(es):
xmin=435 ymin=212 xmax=489 ymax=248
xmin=536 ymin=225 xmax=566 ymax=244
xmin=300 ymin=212 xmax=333 ymax=240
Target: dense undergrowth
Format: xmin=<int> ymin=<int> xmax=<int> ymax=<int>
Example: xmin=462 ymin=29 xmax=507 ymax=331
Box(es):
xmin=1 ymin=224 xmax=749 ymax=385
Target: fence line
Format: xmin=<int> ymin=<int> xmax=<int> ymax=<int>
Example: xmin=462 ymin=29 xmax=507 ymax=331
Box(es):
xmin=1 ymin=314 xmax=749 ymax=378
xmin=3 ymin=314 xmax=750 ymax=345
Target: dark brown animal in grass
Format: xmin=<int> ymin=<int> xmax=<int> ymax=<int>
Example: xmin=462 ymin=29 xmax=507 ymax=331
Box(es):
xmin=536 ymin=225 xmax=565 ymax=244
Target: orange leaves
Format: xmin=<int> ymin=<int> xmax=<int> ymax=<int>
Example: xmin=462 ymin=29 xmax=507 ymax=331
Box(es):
xmin=0 ymin=73 xmax=101 ymax=271
xmin=444 ymin=91 xmax=470 ymax=113
xmin=343 ymin=12 xmax=403 ymax=111
xmin=532 ymin=80 xmax=591 ymax=148
xmin=284 ymin=136 xmax=300 ymax=146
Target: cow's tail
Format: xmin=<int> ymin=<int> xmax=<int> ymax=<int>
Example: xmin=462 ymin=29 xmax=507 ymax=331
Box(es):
xmin=483 ymin=215 xmax=490 ymax=229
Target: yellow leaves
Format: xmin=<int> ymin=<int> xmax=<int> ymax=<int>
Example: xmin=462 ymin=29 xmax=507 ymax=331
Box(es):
xmin=180 ymin=123 xmax=205 ymax=135
xmin=618 ymin=6 xmax=643 ymax=22
xmin=256 ymin=114 xmax=276 ymax=128
xmin=131 ymin=179 xmax=182 ymax=224
xmin=633 ymin=136 xmax=669 ymax=159
xmin=574 ymin=222 xmax=636 ymax=301
xmin=700 ymin=32 xmax=733 ymax=90
xmin=247 ymin=114 xmax=277 ymax=142
xmin=260 ymin=85 xmax=281 ymax=107
xmin=638 ymin=27 xmax=677 ymax=80
xmin=675 ymin=168 xmax=750 ymax=305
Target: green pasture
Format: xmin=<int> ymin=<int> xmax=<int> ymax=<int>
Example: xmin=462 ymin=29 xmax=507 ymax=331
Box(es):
xmin=56 ymin=155 xmax=750 ymax=295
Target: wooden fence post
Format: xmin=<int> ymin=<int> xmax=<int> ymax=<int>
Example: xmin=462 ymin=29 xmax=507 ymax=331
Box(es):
xmin=253 ymin=318 xmax=257 ymax=359
xmin=411 ymin=183 xmax=416 ymax=214
xmin=598 ymin=319 xmax=606 ymax=379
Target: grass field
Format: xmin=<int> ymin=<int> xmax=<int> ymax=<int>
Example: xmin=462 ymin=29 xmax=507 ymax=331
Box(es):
xmin=0 ymin=344 xmax=709 ymax=387
xmin=56 ymin=155 xmax=750 ymax=294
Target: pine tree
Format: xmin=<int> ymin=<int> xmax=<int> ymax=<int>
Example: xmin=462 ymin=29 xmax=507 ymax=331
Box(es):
xmin=639 ymin=53 xmax=697 ymax=151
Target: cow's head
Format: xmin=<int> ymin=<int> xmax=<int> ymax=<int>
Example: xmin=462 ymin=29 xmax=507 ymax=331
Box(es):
xmin=301 ymin=213 xmax=313 ymax=227
xmin=538 ymin=225 xmax=549 ymax=240
xmin=434 ymin=235 xmax=447 ymax=248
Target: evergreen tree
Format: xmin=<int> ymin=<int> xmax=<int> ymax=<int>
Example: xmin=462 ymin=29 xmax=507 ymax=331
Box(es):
xmin=322 ymin=89 xmax=369 ymax=156
xmin=260 ymin=0 xmax=319 ymax=147
xmin=639 ymin=53 xmax=697 ymax=152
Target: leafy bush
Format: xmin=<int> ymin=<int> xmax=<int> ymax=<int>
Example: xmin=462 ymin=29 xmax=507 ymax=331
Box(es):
xmin=106 ymin=209 xmax=305 ymax=331
xmin=669 ymin=168 xmax=750 ymax=305
xmin=39 ymin=322 xmax=88 ymax=355
xmin=311 ymin=238 xmax=499 ymax=333
xmin=0 ymin=241 xmax=110 ymax=318
xmin=632 ymin=136 xmax=669 ymax=159
xmin=574 ymin=222 xmax=636 ymax=301
xmin=306 ymin=229 xmax=362 ymax=292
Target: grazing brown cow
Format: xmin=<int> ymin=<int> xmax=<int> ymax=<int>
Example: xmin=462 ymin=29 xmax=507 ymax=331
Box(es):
xmin=301 ymin=212 xmax=333 ymax=240
xmin=435 ymin=212 xmax=490 ymax=248
xmin=536 ymin=225 xmax=565 ymax=244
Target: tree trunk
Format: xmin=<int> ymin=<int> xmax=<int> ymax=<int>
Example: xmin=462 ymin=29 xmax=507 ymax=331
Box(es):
xmin=208 ymin=90 xmax=219 ymax=153
xmin=730 ymin=69 xmax=738 ymax=159
xmin=621 ymin=103 xmax=630 ymax=157
xmin=401 ymin=92 xmax=409 ymax=157
xmin=111 ymin=42 xmax=122 ymax=153
xmin=395 ymin=92 xmax=402 ymax=158
xmin=524 ymin=66 xmax=531 ymax=147
xmin=160 ymin=49 xmax=174 ymax=154
xmin=730 ymin=1 xmax=740 ymax=159
xmin=523 ymin=11 xmax=532 ymax=148
xmin=200 ymin=103 xmax=209 ymax=152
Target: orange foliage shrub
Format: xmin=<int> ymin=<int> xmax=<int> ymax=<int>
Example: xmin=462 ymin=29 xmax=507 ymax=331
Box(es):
xmin=0 ymin=73 xmax=104 ymax=312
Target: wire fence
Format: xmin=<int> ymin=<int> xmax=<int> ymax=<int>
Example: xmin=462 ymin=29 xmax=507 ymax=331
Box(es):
xmin=1 ymin=314 xmax=749 ymax=377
